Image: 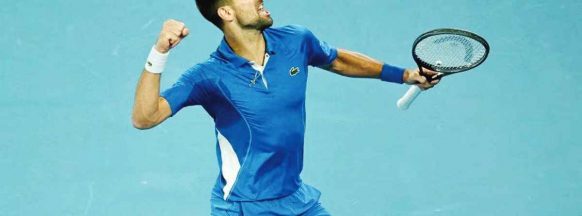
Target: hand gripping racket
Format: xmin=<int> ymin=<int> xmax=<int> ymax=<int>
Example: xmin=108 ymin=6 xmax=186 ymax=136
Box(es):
xmin=396 ymin=28 xmax=490 ymax=110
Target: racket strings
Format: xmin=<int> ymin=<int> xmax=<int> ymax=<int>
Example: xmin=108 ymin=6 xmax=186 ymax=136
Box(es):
xmin=415 ymin=34 xmax=487 ymax=72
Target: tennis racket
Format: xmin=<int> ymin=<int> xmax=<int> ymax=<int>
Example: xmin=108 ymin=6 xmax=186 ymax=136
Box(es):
xmin=396 ymin=28 xmax=490 ymax=110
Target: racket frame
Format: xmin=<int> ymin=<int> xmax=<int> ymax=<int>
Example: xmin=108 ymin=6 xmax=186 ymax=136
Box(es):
xmin=413 ymin=28 xmax=490 ymax=76
xmin=397 ymin=28 xmax=490 ymax=110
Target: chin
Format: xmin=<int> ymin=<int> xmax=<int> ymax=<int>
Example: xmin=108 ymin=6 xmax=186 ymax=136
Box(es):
xmin=258 ymin=19 xmax=274 ymax=30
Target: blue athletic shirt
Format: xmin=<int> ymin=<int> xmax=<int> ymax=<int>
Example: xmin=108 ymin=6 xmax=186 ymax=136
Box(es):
xmin=160 ymin=25 xmax=338 ymax=201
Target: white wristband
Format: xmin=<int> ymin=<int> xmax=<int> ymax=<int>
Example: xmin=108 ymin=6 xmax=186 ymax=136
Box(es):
xmin=144 ymin=46 xmax=169 ymax=74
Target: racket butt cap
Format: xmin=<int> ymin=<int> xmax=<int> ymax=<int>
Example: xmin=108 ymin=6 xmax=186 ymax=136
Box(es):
xmin=396 ymin=99 xmax=411 ymax=110
xmin=396 ymin=85 xmax=422 ymax=111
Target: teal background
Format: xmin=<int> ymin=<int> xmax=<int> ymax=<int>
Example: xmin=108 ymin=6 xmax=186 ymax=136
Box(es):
xmin=2 ymin=0 xmax=581 ymax=215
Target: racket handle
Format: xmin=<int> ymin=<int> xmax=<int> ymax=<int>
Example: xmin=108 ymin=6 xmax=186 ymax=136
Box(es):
xmin=396 ymin=85 xmax=422 ymax=110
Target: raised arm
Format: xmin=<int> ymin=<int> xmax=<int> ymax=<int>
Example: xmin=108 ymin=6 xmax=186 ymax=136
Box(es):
xmin=132 ymin=19 xmax=189 ymax=129
xmin=323 ymin=48 xmax=439 ymax=89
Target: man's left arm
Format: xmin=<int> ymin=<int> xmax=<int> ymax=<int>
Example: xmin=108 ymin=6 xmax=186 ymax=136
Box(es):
xmin=322 ymin=48 xmax=439 ymax=90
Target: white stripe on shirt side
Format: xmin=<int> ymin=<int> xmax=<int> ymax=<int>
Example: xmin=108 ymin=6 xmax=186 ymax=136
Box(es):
xmin=216 ymin=129 xmax=241 ymax=200
xmin=214 ymin=84 xmax=253 ymax=201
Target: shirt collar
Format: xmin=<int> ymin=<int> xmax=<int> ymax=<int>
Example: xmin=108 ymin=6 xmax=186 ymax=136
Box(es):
xmin=212 ymin=30 xmax=277 ymax=67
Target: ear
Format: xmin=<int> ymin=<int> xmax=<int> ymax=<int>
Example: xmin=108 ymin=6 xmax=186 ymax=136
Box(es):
xmin=217 ymin=6 xmax=235 ymax=24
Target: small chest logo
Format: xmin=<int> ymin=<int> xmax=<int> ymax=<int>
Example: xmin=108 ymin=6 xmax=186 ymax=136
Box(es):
xmin=289 ymin=67 xmax=300 ymax=76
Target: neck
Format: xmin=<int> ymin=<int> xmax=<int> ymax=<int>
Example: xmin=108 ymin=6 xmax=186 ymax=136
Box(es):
xmin=223 ymin=27 xmax=266 ymax=65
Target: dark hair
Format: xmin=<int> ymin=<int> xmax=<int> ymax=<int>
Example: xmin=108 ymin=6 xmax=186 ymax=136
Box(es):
xmin=195 ymin=0 xmax=230 ymax=29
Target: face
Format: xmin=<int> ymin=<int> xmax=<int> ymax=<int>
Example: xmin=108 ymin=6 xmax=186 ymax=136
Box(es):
xmin=230 ymin=0 xmax=273 ymax=30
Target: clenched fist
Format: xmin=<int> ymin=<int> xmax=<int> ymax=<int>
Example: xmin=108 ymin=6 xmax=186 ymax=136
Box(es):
xmin=154 ymin=19 xmax=190 ymax=54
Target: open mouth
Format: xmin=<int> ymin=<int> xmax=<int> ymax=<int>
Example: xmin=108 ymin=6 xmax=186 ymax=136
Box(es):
xmin=258 ymin=3 xmax=270 ymax=16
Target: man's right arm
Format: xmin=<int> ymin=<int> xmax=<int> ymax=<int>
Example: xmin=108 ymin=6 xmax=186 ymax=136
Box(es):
xmin=131 ymin=19 xmax=189 ymax=129
xmin=132 ymin=71 xmax=172 ymax=129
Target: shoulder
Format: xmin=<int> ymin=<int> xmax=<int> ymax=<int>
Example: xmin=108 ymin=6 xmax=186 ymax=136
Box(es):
xmin=181 ymin=64 xmax=203 ymax=77
xmin=187 ymin=57 xmax=225 ymax=74
xmin=178 ymin=62 xmax=215 ymax=84
xmin=270 ymin=24 xmax=309 ymax=34
xmin=266 ymin=24 xmax=314 ymax=39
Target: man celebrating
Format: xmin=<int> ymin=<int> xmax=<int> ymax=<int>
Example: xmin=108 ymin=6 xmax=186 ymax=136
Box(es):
xmin=132 ymin=0 xmax=439 ymax=215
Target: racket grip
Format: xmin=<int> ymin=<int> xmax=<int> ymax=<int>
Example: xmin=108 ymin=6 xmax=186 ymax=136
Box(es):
xmin=396 ymin=85 xmax=422 ymax=110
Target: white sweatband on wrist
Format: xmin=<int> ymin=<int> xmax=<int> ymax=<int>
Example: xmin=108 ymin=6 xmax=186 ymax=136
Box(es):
xmin=144 ymin=46 xmax=169 ymax=74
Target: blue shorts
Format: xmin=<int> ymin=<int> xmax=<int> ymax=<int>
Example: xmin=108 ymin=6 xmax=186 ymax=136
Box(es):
xmin=210 ymin=183 xmax=331 ymax=215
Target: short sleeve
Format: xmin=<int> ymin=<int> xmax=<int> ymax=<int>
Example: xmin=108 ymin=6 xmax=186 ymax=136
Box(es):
xmin=303 ymin=27 xmax=338 ymax=66
xmin=160 ymin=66 xmax=206 ymax=117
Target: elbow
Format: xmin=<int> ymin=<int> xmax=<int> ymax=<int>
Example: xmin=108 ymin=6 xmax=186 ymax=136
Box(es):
xmin=324 ymin=59 xmax=346 ymax=74
xmin=131 ymin=115 xmax=154 ymax=130
xmin=327 ymin=63 xmax=356 ymax=78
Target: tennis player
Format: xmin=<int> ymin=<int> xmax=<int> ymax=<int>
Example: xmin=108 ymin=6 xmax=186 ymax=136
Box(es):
xmin=132 ymin=0 xmax=440 ymax=215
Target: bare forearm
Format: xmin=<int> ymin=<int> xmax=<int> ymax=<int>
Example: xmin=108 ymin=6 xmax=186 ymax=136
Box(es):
xmin=326 ymin=48 xmax=411 ymax=81
xmin=326 ymin=49 xmax=383 ymax=78
xmin=131 ymin=19 xmax=188 ymax=129
xmin=132 ymin=71 xmax=165 ymax=129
